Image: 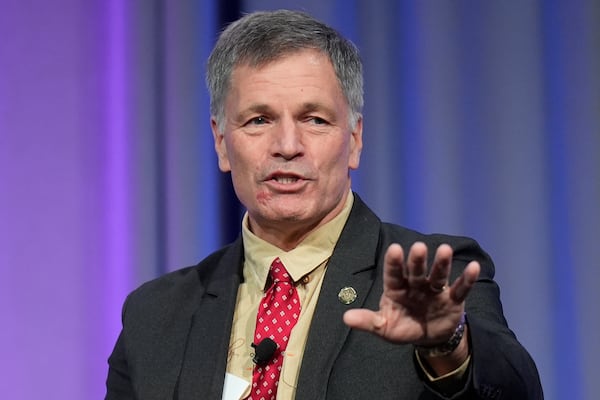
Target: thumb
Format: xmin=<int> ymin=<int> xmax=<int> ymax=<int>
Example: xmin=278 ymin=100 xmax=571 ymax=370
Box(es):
xmin=343 ymin=309 xmax=387 ymax=332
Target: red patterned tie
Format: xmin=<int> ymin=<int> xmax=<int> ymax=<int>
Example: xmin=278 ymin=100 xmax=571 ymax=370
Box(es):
xmin=247 ymin=258 xmax=301 ymax=400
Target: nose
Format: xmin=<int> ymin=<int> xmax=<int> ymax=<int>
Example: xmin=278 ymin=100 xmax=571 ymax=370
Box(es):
xmin=271 ymin=117 xmax=304 ymax=160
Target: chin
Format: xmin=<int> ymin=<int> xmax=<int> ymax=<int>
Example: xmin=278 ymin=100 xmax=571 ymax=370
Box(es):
xmin=270 ymin=208 xmax=308 ymax=222
xmin=262 ymin=202 xmax=314 ymax=222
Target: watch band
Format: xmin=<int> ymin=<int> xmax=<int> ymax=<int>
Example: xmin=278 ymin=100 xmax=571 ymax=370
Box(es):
xmin=415 ymin=312 xmax=467 ymax=358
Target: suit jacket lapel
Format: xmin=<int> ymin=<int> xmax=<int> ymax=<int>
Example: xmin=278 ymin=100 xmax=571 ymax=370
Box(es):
xmin=295 ymin=195 xmax=382 ymax=399
xmin=175 ymin=239 xmax=244 ymax=400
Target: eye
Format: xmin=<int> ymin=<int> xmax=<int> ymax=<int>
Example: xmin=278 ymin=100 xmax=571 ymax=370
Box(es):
xmin=309 ymin=116 xmax=328 ymax=125
xmin=247 ymin=116 xmax=268 ymax=126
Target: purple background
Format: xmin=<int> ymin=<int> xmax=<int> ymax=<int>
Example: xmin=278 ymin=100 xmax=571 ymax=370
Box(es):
xmin=1 ymin=1 xmax=598 ymax=399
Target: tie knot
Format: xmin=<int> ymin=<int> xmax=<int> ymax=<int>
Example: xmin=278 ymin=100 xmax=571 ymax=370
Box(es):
xmin=270 ymin=258 xmax=292 ymax=284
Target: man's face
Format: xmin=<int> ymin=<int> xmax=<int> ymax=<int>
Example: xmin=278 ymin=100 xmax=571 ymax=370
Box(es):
xmin=212 ymin=49 xmax=362 ymax=246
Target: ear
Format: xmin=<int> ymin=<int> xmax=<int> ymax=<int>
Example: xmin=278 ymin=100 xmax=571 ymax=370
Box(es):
xmin=348 ymin=116 xmax=363 ymax=170
xmin=211 ymin=117 xmax=231 ymax=172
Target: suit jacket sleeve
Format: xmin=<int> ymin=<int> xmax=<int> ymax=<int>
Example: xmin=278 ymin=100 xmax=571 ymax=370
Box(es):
xmin=416 ymin=234 xmax=544 ymax=399
xmin=295 ymin=195 xmax=543 ymax=399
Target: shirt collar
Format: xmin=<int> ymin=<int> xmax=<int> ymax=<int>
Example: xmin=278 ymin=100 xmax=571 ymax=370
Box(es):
xmin=241 ymin=191 xmax=354 ymax=289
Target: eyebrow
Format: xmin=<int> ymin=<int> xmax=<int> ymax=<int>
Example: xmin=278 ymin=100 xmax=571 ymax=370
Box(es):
xmin=301 ymin=102 xmax=327 ymax=113
xmin=300 ymin=102 xmax=338 ymax=121
xmin=235 ymin=103 xmax=273 ymax=120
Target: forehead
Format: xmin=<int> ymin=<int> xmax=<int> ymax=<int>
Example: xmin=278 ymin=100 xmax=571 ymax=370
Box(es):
xmin=227 ymin=49 xmax=344 ymax=104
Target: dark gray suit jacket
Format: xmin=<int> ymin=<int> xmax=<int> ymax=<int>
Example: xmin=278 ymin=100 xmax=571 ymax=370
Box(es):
xmin=106 ymin=195 xmax=543 ymax=399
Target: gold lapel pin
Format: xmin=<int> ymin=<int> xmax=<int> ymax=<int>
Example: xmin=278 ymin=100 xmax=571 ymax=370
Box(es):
xmin=338 ymin=286 xmax=357 ymax=305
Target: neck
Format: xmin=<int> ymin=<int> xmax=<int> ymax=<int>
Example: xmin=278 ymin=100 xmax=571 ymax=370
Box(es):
xmin=248 ymin=218 xmax=323 ymax=251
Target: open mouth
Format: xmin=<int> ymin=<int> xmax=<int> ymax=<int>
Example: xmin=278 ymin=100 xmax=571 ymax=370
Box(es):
xmin=273 ymin=176 xmax=299 ymax=184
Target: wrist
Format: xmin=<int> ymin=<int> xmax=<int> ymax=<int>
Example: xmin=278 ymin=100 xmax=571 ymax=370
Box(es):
xmin=415 ymin=312 xmax=467 ymax=358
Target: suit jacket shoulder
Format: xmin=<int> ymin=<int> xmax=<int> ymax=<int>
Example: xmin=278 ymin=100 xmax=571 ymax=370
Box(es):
xmin=107 ymin=240 xmax=244 ymax=400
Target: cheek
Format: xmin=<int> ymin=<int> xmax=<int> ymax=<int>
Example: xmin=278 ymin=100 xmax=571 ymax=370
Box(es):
xmin=321 ymin=143 xmax=351 ymax=173
xmin=227 ymin=148 xmax=262 ymax=195
xmin=225 ymin=143 xmax=249 ymax=173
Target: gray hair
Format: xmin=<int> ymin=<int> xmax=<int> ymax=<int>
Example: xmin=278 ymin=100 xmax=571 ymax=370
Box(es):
xmin=206 ymin=10 xmax=363 ymax=131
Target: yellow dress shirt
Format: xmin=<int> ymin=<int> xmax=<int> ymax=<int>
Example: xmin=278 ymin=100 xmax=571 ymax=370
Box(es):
xmin=226 ymin=193 xmax=354 ymax=399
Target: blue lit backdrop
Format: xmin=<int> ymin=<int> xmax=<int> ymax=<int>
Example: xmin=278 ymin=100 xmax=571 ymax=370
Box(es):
xmin=0 ymin=1 xmax=598 ymax=399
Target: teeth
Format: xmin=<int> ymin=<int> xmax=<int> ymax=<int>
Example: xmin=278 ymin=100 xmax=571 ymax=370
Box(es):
xmin=275 ymin=177 xmax=298 ymax=184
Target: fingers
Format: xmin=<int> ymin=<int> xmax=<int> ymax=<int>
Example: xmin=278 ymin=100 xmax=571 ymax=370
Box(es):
xmin=383 ymin=243 xmax=406 ymax=291
xmin=384 ymin=242 xmax=480 ymax=302
xmin=428 ymin=244 xmax=452 ymax=292
xmin=405 ymin=242 xmax=452 ymax=293
xmin=406 ymin=242 xmax=428 ymax=287
xmin=385 ymin=242 xmax=450 ymax=292
xmin=450 ymin=260 xmax=480 ymax=303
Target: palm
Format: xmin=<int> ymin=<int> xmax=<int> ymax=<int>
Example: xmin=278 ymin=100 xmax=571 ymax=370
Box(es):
xmin=344 ymin=242 xmax=480 ymax=346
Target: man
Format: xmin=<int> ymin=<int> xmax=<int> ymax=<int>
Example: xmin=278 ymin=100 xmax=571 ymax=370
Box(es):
xmin=106 ymin=10 xmax=543 ymax=399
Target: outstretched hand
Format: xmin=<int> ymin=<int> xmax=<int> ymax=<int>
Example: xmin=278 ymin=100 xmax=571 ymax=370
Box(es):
xmin=343 ymin=242 xmax=480 ymax=348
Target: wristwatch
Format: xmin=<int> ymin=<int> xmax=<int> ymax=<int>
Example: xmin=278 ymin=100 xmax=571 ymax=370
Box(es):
xmin=415 ymin=312 xmax=467 ymax=357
